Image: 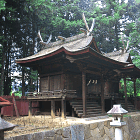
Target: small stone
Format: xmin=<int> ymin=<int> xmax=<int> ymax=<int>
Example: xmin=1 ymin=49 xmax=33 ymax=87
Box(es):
xmin=55 ymin=129 xmax=62 ymax=135
xmin=109 ymin=127 xmax=114 ymax=139
xmin=90 ymin=127 xmax=101 ymax=139
xmin=54 ymin=134 xmax=63 ymax=140
xmin=104 ymin=126 xmax=110 ymax=137
xmin=99 ymin=128 xmax=105 ymax=137
xmin=122 ymin=125 xmax=129 ymax=134
xmin=123 ymin=131 xmax=129 ymax=140
xmin=84 ymin=124 xmax=91 ymax=139
xmin=23 ymin=134 xmax=33 ymax=140
xmin=32 ymin=132 xmax=45 ymax=140
xmin=135 ymin=129 xmax=140 ymax=139
xmin=62 ymin=127 xmax=71 ymax=138
xmin=98 ymin=122 xmax=104 ymax=131
xmin=90 ymin=123 xmax=97 ymax=130
xmin=102 ymin=134 xmax=111 ymax=140
xmin=44 ymin=130 xmax=55 ymax=137
xmin=70 ymin=125 xmax=84 ymax=140
xmin=104 ymin=120 xmax=111 ymax=129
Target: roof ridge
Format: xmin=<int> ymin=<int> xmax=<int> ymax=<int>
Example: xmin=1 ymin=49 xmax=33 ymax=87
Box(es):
xmin=42 ymin=33 xmax=86 ymax=50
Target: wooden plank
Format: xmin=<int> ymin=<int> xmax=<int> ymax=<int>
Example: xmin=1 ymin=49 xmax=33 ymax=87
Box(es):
xmin=124 ymin=78 xmax=128 ymax=110
xmin=82 ymin=72 xmax=86 ymax=116
xmin=40 ymin=77 xmax=48 ymax=92
xmin=12 ymin=95 xmax=19 ymax=117
xmin=51 ymin=100 xmax=55 ymax=118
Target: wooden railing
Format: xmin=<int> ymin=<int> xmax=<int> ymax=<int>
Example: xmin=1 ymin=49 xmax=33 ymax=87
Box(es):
xmin=27 ymin=89 xmax=77 ymax=99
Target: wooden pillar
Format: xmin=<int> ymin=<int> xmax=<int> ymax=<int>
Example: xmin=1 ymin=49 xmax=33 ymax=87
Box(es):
xmin=51 ymin=100 xmax=55 ymax=118
xmin=101 ymin=74 xmax=105 ymax=113
xmin=124 ymin=78 xmax=128 ymax=110
xmin=61 ymin=99 xmax=66 ymax=118
xmin=134 ymin=78 xmax=137 ymax=110
xmin=28 ymin=101 xmax=32 ymax=117
xmin=0 ymin=131 xmax=4 ymax=140
xmin=82 ymin=72 xmax=86 ymax=117
xmin=0 ymin=107 xmax=2 ymax=117
xmin=48 ymin=76 xmax=50 ymax=91
xmin=72 ymin=108 xmax=75 ymax=117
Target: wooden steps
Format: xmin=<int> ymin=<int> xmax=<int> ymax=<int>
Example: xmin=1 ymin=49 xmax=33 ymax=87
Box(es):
xmin=70 ymin=100 xmax=102 ymax=117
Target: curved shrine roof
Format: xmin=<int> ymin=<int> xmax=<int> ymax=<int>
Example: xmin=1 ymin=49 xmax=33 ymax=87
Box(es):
xmin=16 ymin=33 xmax=129 ymax=68
xmin=104 ymin=51 xmax=130 ymax=63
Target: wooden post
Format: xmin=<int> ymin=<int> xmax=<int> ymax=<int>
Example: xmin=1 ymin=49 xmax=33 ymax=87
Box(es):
xmin=134 ymin=78 xmax=137 ymax=110
xmin=48 ymin=76 xmax=50 ymax=91
xmin=0 ymin=131 xmax=4 ymax=140
xmin=0 ymin=107 xmax=2 ymax=118
xmin=12 ymin=95 xmax=19 ymax=117
xmin=61 ymin=99 xmax=66 ymax=118
xmin=82 ymin=72 xmax=86 ymax=117
xmin=101 ymin=74 xmax=105 ymax=113
xmin=72 ymin=108 xmax=75 ymax=117
xmin=124 ymin=78 xmax=128 ymax=110
xmin=51 ymin=100 xmax=55 ymax=118
xmin=28 ymin=101 xmax=32 ymax=117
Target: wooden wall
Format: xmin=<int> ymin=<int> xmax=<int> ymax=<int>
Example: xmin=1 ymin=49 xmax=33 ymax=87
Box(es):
xmin=65 ymin=73 xmax=82 ymax=95
xmin=40 ymin=77 xmax=49 ymax=91
xmin=87 ymin=82 xmax=101 ymax=95
xmin=87 ymin=80 xmax=119 ymax=96
xmin=104 ymin=81 xmax=119 ymax=94
xmin=40 ymin=75 xmax=61 ymax=92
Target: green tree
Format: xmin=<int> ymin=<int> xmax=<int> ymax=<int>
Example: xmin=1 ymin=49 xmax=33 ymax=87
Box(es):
xmin=91 ymin=0 xmax=128 ymax=52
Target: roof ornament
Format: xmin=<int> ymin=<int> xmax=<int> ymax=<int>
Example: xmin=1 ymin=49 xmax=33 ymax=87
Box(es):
xmin=58 ymin=36 xmax=66 ymax=41
xmin=80 ymin=13 xmax=95 ymax=36
xmin=37 ymin=30 xmax=52 ymax=46
xmin=121 ymin=34 xmax=129 ymax=54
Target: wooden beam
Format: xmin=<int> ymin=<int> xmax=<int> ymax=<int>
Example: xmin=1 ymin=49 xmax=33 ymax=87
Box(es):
xmin=124 ymin=78 xmax=128 ymax=110
xmin=28 ymin=101 xmax=32 ymax=117
xmin=101 ymin=74 xmax=105 ymax=113
xmin=39 ymin=71 xmax=63 ymax=78
xmin=51 ymin=100 xmax=55 ymax=118
xmin=61 ymin=99 xmax=66 ymax=118
xmin=82 ymin=72 xmax=86 ymax=117
xmin=85 ymin=70 xmax=101 ymax=76
xmin=134 ymin=78 xmax=137 ymax=110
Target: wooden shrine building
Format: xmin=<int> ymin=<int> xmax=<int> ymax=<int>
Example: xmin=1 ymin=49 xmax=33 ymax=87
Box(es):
xmin=16 ymin=13 xmax=140 ymax=118
xmin=16 ymin=32 xmax=140 ymax=118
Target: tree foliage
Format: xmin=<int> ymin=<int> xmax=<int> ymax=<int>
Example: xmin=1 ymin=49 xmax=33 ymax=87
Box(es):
xmin=0 ymin=0 xmax=140 ymax=96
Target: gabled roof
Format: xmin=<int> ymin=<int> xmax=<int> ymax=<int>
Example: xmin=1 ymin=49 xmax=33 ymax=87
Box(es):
xmin=15 ymin=33 xmax=131 ymax=69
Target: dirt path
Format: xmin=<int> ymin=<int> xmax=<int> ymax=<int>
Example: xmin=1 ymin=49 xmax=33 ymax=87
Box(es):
xmin=4 ymin=115 xmax=71 ymax=138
